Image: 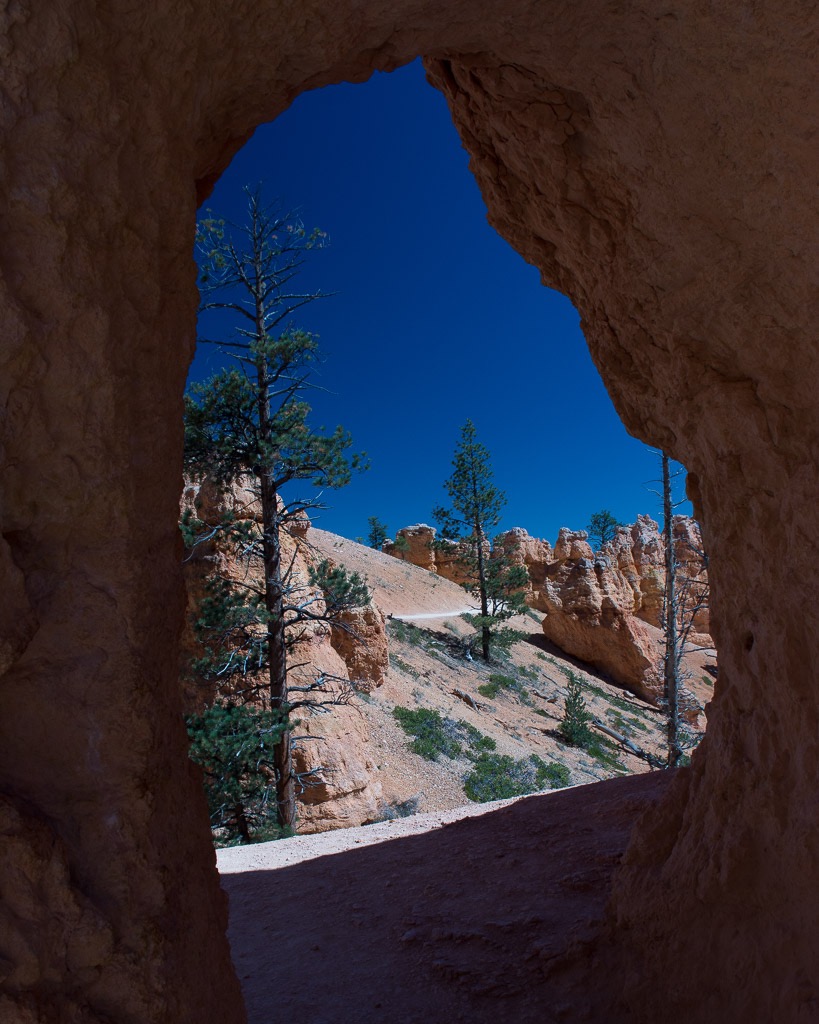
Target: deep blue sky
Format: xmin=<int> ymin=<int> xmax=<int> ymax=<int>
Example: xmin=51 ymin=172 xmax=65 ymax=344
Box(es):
xmin=191 ymin=59 xmax=685 ymax=544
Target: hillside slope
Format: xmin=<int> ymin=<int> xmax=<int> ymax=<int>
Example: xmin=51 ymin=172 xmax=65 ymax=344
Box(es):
xmin=300 ymin=529 xmax=713 ymax=826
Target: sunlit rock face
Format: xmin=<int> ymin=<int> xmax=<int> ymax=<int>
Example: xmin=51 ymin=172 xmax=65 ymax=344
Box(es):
xmin=0 ymin=2 xmax=814 ymax=1021
xmin=180 ymin=477 xmax=388 ymax=833
xmin=534 ymin=515 xmax=710 ymax=701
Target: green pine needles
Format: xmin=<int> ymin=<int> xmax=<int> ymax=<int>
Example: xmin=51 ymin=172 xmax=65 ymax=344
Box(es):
xmin=433 ymin=420 xmax=529 ymax=661
xmin=183 ymin=186 xmax=368 ymax=834
xmin=186 ymin=701 xmax=290 ymax=845
xmin=559 ymin=671 xmax=594 ymax=747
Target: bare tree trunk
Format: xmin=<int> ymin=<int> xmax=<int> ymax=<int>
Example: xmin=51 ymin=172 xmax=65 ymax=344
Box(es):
xmin=234 ymin=802 xmax=252 ymax=843
xmin=260 ymin=469 xmax=296 ymax=829
xmin=662 ymin=452 xmax=683 ymax=767
xmin=255 ymin=266 xmax=296 ymax=830
xmin=475 ymin=523 xmax=490 ymax=662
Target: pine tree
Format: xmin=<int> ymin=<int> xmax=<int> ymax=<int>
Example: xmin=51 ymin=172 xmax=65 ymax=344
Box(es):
xmin=185 ymin=701 xmax=288 ymax=844
xmin=586 ymin=509 xmax=622 ymax=550
xmin=558 ymin=672 xmax=593 ymax=747
xmin=433 ymin=420 xmax=528 ymax=661
xmin=367 ymin=516 xmax=388 ymax=550
xmin=183 ymin=187 xmax=367 ymax=832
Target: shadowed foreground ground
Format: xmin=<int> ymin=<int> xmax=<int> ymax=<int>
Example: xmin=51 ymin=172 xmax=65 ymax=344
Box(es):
xmin=220 ymin=772 xmax=671 ymax=1023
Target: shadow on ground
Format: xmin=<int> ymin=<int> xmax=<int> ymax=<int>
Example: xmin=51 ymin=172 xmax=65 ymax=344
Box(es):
xmin=221 ymin=771 xmax=671 ymax=1024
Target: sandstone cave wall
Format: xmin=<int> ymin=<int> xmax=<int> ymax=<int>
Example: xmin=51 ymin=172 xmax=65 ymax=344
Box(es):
xmin=1 ymin=2 xmax=816 ymax=1021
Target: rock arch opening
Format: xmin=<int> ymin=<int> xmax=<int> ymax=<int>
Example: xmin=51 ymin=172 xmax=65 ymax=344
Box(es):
xmin=1 ymin=5 xmax=815 ymax=1022
xmin=184 ymin=60 xmax=711 ymax=837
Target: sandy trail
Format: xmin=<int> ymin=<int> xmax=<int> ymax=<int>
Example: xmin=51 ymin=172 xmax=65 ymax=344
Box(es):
xmin=218 ymin=792 xmax=543 ymax=875
xmin=390 ymin=606 xmax=478 ymax=621
xmin=218 ymin=772 xmax=669 ymax=1024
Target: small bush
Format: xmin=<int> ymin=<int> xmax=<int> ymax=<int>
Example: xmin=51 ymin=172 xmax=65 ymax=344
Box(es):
xmin=370 ymin=795 xmax=421 ymax=822
xmin=531 ymin=754 xmax=570 ymax=788
xmin=392 ymin=707 xmax=496 ymax=762
xmin=464 ymin=753 xmax=570 ymax=802
xmin=559 ymin=672 xmax=594 ymax=747
xmin=478 ymin=672 xmax=528 ymax=701
xmin=461 ymin=721 xmax=497 ymax=755
xmin=392 ymin=706 xmax=463 ymax=761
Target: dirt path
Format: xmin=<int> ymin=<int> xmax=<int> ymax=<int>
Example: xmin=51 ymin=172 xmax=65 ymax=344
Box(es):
xmin=219 ymin=772 xmax=670 ymax=1024
xmin=218 ymin=792 xmax=541 ymax=873
xmin=391 ymin=606 xmax=478 ymax=621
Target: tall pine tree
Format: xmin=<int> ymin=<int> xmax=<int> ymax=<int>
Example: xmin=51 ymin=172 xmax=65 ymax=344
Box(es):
xmin=184 ymin=187 xmax=368 ymax=832
xmin=433 ymin=420 xmax=528 ymax=661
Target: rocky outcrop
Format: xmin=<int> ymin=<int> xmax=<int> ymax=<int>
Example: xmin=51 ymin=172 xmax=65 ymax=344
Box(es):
xmin=384 ymin=523 xmax=478 ymax=585
xmin=494 ymin=527 xmax=553 ymax=607
xmin=381 ymin=516 xmax=710 ymax=703
xmin=526 ymin=516 xmax=710 ymax=702
xmin=541 ymin=555 xmax=665 ymax=701
xmin=330 ymin=604 xmax=388 ymax=692
xmin=2 ymin=4 xmax=815 ymax=1022
xmin=431 ymin=536 xmax=476 ymax=586
xmin=287 ymin=639 xmax=383 ymax=833
xmin=383 ymin=524 xmax=436 ymax=570
xmin=181 ymin=478 xmax=384 ymax=833
xmin=553 ymin=527 xmax=594 ymax=563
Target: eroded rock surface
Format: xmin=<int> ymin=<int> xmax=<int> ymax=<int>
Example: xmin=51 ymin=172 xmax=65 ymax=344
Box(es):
xmin=181 ymin=478 xmax=385 ymax=833
xmin=1 ymin=2 xmax=815 ymax=1021
xmin=383 ymin=524 xmax=436 ymax=571
xmin=384 ymin=523 xmax=479 ymax=585
xmin=541 ymin=556 xmax=664 ymax=701
xmin=330 ymin=604 xmax=389 ymax=692
xmin=533 ymin=516 xmax=710 ymax=700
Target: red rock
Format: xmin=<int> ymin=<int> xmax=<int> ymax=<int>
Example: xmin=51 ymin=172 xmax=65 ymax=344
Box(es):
xmin=2 ymin=5 xmax=814 ymax=1020
xmin=180 ymin=478 xmax=385 ymax=832
xmin=383 ymin=524 xmax=436 ymax=570
xmin=540 ymin=552 xmax=664 ymax=701
xmin=330 ymin=604 xmax=388 ymax=692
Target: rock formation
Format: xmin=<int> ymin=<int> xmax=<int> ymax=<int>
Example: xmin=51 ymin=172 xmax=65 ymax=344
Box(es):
xmin=329 ymin=604 xmax=388 ymax=692
xmin=499 ymin=516 xmax=711 ymax=702
xmin=381 ymin=516 xmax=709 ymax=704
xmin=384 ymin=523 xmax=478 ymax=585
xmin=541 ymin=553 xmax=665 ymax=701
xmin=383 ymin=524 xmax=436 ymax=570
xmin=1 ymin=4 xmax=815 ymax=1021
xmin=493 ymin=527 xmax=553 ymax=606
xmin=181 ymin=478 xmax=385 ymax=833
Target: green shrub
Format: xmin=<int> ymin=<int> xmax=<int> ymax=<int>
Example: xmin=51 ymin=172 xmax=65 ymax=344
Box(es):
xmin=478 ymin=672 xmax=528 ymax=701
xmin=558 ymin=672 xmax=594 ymax=747
xmin=461 ymin=721 xmax=497 ymax=754
xmin=464 ymin=752 xmax=570 ymax=802
xmin=392 ymin=707 xmax=496 ymax=762
xmin=531 ymin=754 xmax=570 ymax=788
xmin=392 ymin=706 xmax=463 ymax=761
